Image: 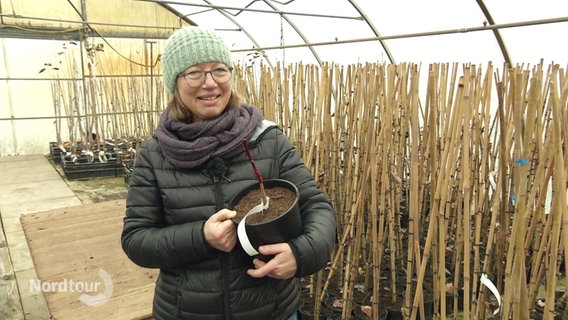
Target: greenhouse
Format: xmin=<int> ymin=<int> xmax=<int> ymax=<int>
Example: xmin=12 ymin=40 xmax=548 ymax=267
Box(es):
xmin=0 ymin=0 xmax=567 ymax=319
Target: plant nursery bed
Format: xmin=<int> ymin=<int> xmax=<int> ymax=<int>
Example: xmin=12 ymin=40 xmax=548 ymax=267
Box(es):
xmin=63 ymin=160 xmax=123 ymax=180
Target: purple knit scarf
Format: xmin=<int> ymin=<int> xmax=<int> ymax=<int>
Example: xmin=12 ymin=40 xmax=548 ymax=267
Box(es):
xmin=154 ymin=104 xmax=263 ymax=168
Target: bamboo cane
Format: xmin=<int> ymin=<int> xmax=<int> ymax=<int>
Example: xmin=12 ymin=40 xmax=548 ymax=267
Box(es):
xmin=433 ymin=69 xmax=467 ymax=319
xmin=422 ymin=63 xmax=440 ymax=319
xmin=340 ymin=63 xmax=372 ymax=319
xmin=208 ymin=61 xmax=568 ymax=319
xmin=371 ymin=63 xmax=390 ymax=320
xmin=501 ymin=67 xmax=531 ymax=318
xmin=51 ymin=81 xmax=62 ymax=145
xmin=404 ymin=63 xmax=427 ymax=320
xmin=542 ymin=65 xmax=568 ymax=320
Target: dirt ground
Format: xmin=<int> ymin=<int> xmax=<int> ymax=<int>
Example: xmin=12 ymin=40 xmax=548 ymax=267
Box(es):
xmin=65 ymin=176 xmax=128 ymax=204
xmin=51 ymin=162 xmax=129 ymax=204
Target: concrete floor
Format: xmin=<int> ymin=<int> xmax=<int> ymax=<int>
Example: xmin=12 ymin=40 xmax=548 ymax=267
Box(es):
xmin=0 ymin=155 xmax=127 ymax=319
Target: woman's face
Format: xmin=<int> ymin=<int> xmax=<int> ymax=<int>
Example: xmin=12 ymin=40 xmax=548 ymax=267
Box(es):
xmin=176 ymin=62 xmax=233 ymax=122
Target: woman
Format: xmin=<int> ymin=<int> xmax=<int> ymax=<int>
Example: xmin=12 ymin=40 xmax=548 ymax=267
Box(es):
xmin=121 ymin=26 xmax=336 ymax=320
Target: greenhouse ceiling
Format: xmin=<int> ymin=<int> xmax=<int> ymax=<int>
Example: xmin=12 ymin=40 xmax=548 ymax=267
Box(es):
xmin=1 ymin=0 xmax=567 ymax=67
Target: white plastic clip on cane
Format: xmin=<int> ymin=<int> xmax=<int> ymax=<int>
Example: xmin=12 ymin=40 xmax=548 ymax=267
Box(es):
xmin=237 ymin=197 xmax=270 ymax=256
xmin=480 ymin=273 xmax=501 ymax=316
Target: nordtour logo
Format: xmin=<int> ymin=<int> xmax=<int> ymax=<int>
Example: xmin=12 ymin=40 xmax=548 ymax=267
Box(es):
xmin=29 ymin=268 xmax=113 ymax=306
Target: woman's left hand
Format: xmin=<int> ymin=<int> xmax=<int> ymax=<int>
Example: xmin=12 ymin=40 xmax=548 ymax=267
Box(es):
xmin=247 ymin=243 xmax=297 ymax=279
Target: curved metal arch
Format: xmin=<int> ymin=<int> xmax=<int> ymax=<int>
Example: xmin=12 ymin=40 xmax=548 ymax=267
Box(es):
xmin=202 ymin=0 xmax=275 ymax=68
xmin=346 ymin=0 xmax=396 ymax=64
xmin=475 ymin=0 xmax=512 ymax=65
xmin=262 ymin=0 xmax=398 ymax=66
xmin=183 ymin=0 xmax=327 ymax=67
xmin=262 ymin=0 xmax=397 ymax=66
xmin=159 ymin=0 xmax=513 ymax=67
xmin=261 ymin=0 xmax=325 ymax=66
xmin=157 ymin=1 xmax=275 ymax=67
xmin=159 ymin=0 xmax=394 ymax=67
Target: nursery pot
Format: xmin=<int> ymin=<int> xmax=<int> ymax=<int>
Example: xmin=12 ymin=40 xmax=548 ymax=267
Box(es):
xmin=230 ymin=179 xmax=302 ymax=257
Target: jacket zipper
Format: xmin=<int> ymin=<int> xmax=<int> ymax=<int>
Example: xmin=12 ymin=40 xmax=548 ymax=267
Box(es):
xmin=213 ymin=175 xmax=232 ymax=320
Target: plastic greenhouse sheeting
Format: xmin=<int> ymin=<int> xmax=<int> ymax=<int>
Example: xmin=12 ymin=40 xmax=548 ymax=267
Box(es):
xmin=1 ymin=0 xmax=567 ymax=66
xmin=0 ymin=0 xmax=567 ymax=155
xmin=159 ymin=0 xmax=568 ymax=66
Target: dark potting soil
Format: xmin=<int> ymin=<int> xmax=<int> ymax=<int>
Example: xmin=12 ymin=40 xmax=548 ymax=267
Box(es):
xmin=233 ymin=186 xmax=296 ymax=224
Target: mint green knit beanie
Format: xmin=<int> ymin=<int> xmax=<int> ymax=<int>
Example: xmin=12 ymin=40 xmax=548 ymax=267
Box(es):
xmin=162 ymin=26 xmax=233 ymax=93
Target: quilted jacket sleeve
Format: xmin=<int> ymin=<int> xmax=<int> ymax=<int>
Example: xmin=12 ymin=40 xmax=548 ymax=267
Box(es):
xmin=121 ymin=142 xmax=218 ymax=269
xmin=274 ymin=130 xmax=337 ymax=277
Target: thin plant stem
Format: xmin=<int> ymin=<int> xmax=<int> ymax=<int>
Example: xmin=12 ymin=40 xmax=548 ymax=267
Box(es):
xmin=242 ymin=139 xmax=267 ymax=205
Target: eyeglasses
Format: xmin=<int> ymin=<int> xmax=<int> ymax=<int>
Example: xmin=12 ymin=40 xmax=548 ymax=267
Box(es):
xmin=180 ymin=67 xmax=233 ymax=87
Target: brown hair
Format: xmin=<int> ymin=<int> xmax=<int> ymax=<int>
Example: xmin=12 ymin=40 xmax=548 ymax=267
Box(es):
xmin=166 ymin=88 xmax=243 ymax=123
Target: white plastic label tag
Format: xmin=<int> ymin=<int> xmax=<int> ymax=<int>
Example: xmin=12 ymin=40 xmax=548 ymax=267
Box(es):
xmin=237 ymin=197 xmax=269 ymax=256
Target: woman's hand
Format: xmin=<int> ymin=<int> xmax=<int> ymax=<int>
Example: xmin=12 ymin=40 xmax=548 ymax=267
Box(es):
xmin=247 ymin=243 xmax=297 ymax=279
xmin=203 ymin=209 xmax=237 ymax=252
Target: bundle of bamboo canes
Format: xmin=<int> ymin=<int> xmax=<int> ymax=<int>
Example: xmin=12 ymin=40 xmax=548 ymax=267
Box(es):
xmin=50 ymin=48 xmax=567 ymax=318
xmin=233 ymin=61 xmax=568 ymax=320
xmin=50 ymin=43 xmax=161 ymax=161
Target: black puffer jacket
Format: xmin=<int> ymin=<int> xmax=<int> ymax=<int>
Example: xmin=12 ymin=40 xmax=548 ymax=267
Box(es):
xmin=121 ymin=121 xmax=336 ymax=320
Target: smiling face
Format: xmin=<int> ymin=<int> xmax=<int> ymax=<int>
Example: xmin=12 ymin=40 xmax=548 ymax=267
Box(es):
xmin=176 ymin=62 xmax=233 ymax=122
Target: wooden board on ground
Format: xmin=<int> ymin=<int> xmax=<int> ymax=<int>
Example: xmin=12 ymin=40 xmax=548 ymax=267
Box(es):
xmin=20 ymin=199 xmax=157 ymax=320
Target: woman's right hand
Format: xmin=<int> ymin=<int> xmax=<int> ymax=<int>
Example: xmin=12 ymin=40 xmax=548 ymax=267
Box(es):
xmin=203 ymin=209 xmax=238 ymax=252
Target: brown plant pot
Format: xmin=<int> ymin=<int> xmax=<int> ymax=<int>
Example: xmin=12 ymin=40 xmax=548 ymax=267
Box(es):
xmin=352 ymin=304 xmax=388 ymax=320
xmin=299 ymin=300 xmax=334 ymax=320
xmin=231 ymin=179 xmax=302 ymax=257
xmin=533 ymin=296 xmax=567 ymax=320
xmin=379 ymin=287 xmax=433 ymax=320
xmin=323 ymin=297 xmax=344 ymax=314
